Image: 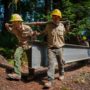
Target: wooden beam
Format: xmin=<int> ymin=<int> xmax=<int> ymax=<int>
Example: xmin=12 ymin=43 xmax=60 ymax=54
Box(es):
xmin=24 ymin=22 xmax=47 ymax=26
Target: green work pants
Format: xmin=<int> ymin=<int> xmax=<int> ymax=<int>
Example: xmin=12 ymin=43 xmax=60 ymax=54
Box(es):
xmin=14 ymin=46 xmax=31 ymax=76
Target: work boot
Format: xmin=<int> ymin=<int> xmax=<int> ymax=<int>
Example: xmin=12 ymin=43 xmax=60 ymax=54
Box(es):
xmin=44 ymin=81 xmax=52 ymax=88
xmin=58 ymin=75 xmax=64 ymax=81
xmin=7 ymin=73 xmax=21 ymax=80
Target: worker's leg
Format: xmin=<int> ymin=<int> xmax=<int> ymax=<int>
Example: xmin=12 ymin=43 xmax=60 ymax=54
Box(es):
xmin=14 ymin=47 xmax=24 ymax=77
xmin=56 ymin=48 xmax=64 ymax=79
xmin=47 ymin=49 xmax=56 ymax=80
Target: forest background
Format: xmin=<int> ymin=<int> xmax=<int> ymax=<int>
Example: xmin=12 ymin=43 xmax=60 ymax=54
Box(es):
xmin=0 ymin=0 xmax=90 ymax=60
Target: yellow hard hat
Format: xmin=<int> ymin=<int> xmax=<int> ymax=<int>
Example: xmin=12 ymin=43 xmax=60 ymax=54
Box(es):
xmin=82 ymin=36 xmax=87 ymax=40
xmin=51 ymin=9 xmax=62 ymax=18
xmin=10 ymin=14 xmax=23 ymax=22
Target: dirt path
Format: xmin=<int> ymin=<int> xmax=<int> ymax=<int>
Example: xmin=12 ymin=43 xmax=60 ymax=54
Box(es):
xmin=0 ymin=62 xmax=90 ymax=90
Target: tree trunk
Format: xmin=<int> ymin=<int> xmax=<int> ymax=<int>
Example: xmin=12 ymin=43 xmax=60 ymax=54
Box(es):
xmin=44 ymin=0 xmax=51 ymax=15
xmin=53 ymin=0 xmax=62 ymax=9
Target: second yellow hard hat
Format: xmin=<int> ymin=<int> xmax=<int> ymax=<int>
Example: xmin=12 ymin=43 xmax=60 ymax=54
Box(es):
xmin=10 ymin=14 xmax=23 ymax=22
xmin=51 ymin=9 xmax=62 ymax=18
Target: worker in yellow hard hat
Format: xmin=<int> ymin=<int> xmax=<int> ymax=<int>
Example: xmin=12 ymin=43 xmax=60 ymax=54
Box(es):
xmin=35 ymin=9 xmax=66 ymax=88
xmin=50 ymin=9 xmax=62 ymax=25
xmin=5 ymin=13 xmax=35 ymax=80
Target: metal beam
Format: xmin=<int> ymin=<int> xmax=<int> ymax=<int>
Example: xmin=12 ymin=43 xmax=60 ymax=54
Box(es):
xmin=30 ymin=42 xmax=90 ymax=69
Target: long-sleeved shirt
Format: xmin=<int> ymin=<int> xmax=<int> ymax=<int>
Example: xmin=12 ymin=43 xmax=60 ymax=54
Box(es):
xmin=41 ymin=21 xmax=65 ymax=48
xmin=8 ymin=24 xmax=33 ymax=49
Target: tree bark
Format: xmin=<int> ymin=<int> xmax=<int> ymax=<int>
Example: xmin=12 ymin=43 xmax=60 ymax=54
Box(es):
xmin=53 ymin=0 xmax=62 ymax=9
xmin=44 ymin=0 xmax=51 ymax=15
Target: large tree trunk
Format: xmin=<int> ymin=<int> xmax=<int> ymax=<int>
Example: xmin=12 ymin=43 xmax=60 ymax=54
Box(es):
xmin=53 ymin=0 xmax=62 ymax=9
xmin=44 ymin=0 xmax=51 ymax=15
xmin=1 ymin=0 xmax=11 ymax=34
xmin=2 ymin=0 xmax=11 ymax=23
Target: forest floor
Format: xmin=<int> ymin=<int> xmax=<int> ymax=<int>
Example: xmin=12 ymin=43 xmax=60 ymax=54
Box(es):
xmin=0 ymin=56 xmax=90 ymax=90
